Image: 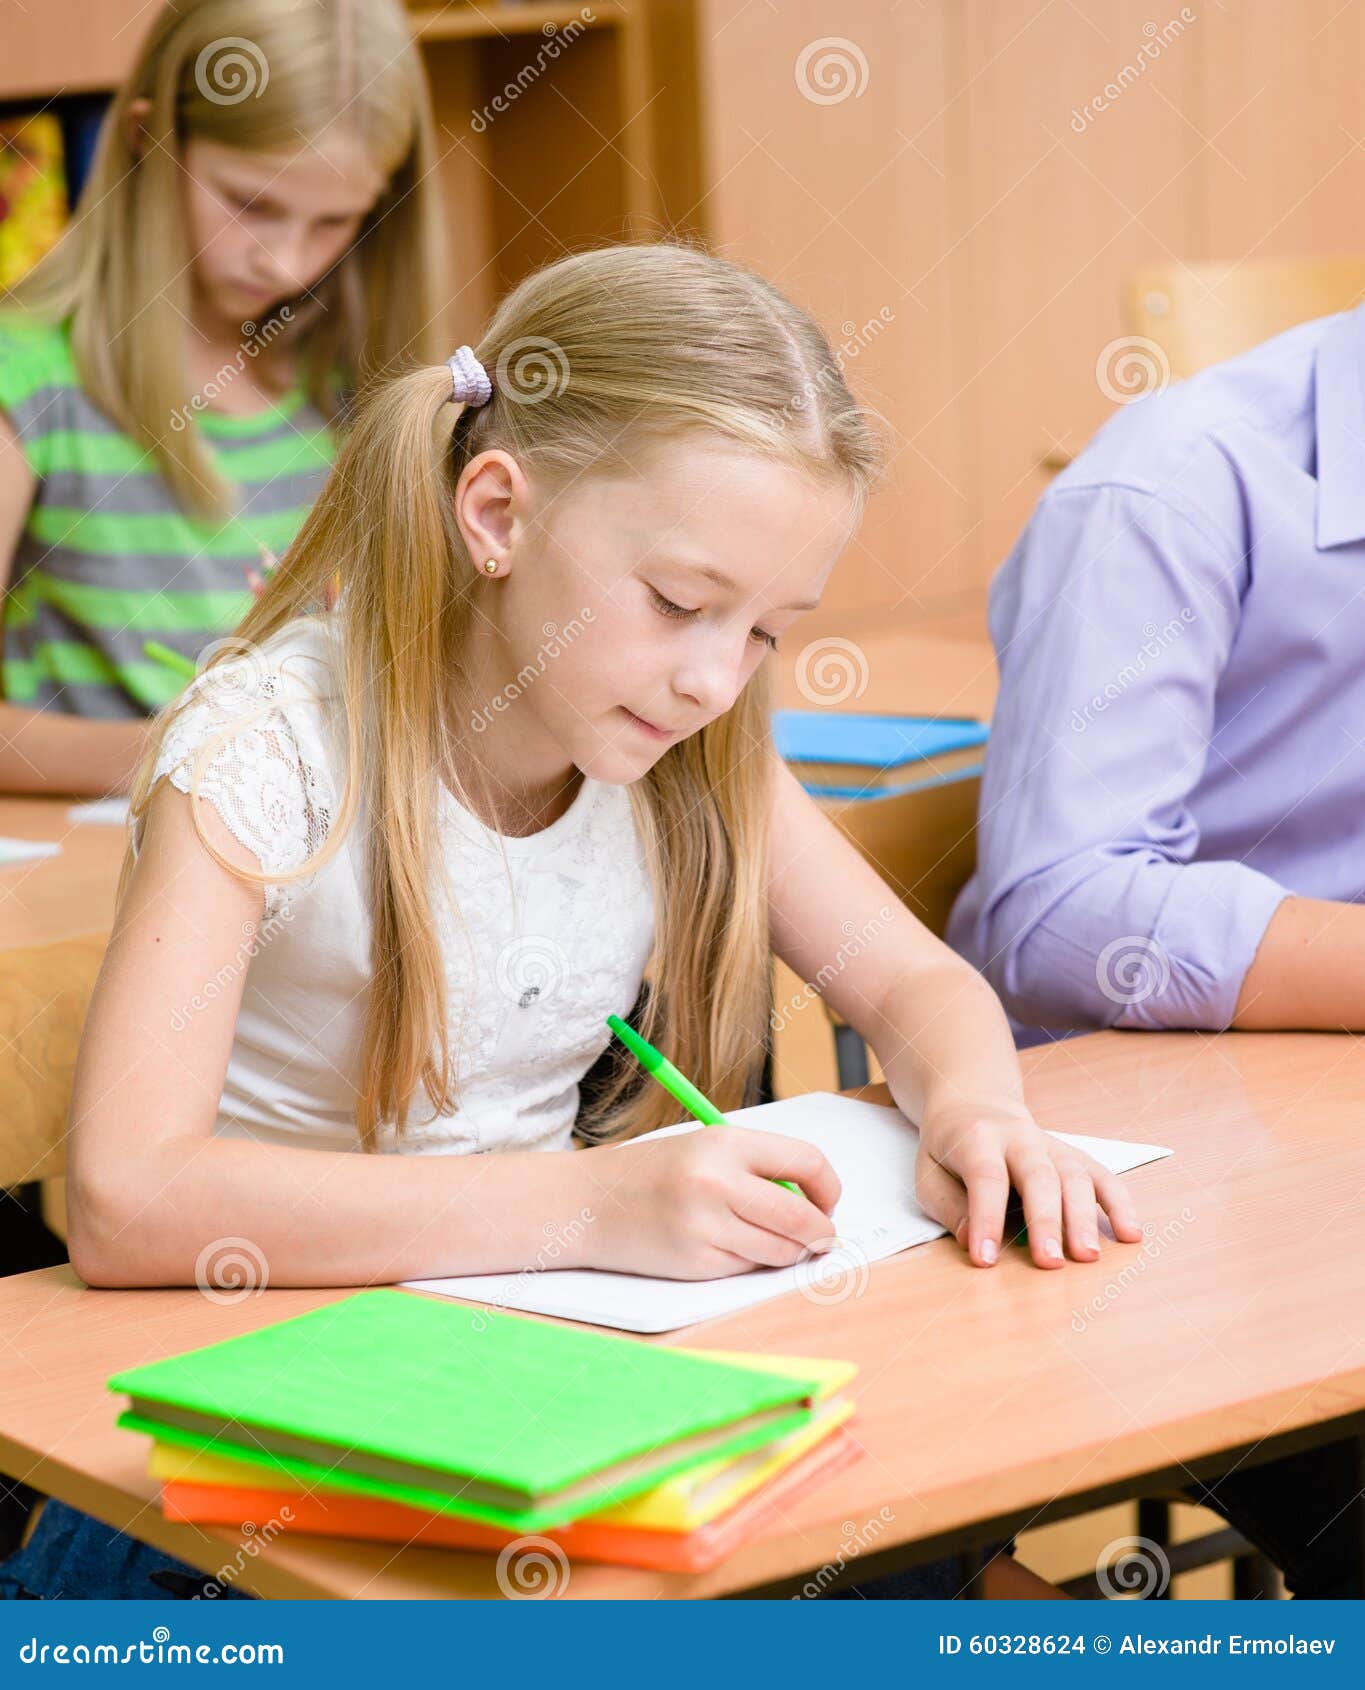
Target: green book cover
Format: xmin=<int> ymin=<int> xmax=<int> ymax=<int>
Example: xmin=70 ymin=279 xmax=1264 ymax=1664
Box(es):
xmin=109 ymin=1290 xmax=821 ymax=1533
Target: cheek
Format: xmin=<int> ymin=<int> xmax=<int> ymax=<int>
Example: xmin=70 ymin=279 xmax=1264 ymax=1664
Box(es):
xmin=185 ymin=193 xmax=244 ymax=272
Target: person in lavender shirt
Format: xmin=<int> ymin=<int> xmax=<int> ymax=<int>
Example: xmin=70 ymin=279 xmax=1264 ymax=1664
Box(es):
xmin=951 ymin=305 xmax=1365 ymax=1040
xmin=947 ymin=305 xmax=1365 ymax=1598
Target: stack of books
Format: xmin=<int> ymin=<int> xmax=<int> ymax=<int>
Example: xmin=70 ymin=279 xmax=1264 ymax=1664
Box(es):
xmin=108 ymin=1290 xmax=860 ymax=1575
xmin=773 ymin=709 xmax=989 ymax=800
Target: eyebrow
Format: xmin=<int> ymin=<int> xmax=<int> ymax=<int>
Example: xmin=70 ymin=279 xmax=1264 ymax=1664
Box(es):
xmin=675 ymin=561 xmax=821 ymax=614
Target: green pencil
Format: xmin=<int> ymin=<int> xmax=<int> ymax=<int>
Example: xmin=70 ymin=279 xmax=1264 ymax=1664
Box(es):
xmin=605 ymin=1014 xmax=802 ymax=1196
xmin=142 ymin=640 xmax=197 ymax=681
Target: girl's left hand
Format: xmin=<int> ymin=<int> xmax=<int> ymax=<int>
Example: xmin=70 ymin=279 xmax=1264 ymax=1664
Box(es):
xmin=914 ymin=1103 xmax=1144 ymax=1269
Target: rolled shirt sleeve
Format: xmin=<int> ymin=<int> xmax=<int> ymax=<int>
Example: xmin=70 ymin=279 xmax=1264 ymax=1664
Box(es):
xmin=961 ymin=482 xmax=1291 ymax=1031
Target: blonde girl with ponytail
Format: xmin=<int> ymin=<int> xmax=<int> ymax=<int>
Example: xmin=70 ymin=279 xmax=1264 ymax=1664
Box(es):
xmin=69 ymin=242 xmax=1142 ymax=1295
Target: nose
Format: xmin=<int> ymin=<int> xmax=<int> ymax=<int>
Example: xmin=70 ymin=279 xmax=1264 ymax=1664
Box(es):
xmin=254 ymin=227 xmax=309 ymax=295
xmin=671 ymin=631 xmax=753 ymax=718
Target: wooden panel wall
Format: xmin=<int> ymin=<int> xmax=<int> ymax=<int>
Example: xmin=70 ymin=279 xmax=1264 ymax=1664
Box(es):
xmin=688 ymin=0 xmax=1365 ymax=615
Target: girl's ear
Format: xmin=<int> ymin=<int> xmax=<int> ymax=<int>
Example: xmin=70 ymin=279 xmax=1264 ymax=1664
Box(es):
xmin=124 ymin=98 xmax=153 ymax=160
xmin=454 ymin=450 xmax=529 ymax=578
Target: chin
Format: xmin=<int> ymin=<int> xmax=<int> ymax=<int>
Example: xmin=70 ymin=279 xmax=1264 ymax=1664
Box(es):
xmin=576 ymin=743 xmax=662 ymax=785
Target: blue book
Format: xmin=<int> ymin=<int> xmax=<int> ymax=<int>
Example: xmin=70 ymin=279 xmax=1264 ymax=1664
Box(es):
xmin=773 ymin=710 xmax=988 ymax=801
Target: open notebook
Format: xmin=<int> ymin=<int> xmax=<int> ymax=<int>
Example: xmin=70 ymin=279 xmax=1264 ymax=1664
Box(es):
xmin=406 ymin=1092 xmax=1172 ymax=1333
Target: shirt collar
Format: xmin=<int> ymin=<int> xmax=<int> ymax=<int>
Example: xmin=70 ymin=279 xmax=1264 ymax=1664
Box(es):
xmin=1315 ymin=303 xmax=1365 ymax=549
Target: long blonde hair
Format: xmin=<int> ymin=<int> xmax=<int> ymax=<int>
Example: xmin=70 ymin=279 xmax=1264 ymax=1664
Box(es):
xmin=6 ymin=0 xmax=446 ymax=519
xmin=128 ymin=242 xmax=882 ymax=1151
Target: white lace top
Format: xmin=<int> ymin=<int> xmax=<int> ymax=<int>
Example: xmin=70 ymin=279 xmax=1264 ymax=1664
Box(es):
xmin=134 ymin=616 xmax=657 ymax=1155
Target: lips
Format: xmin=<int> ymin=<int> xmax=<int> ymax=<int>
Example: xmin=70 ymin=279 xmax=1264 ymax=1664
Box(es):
xmin=622 ymin=708 xmax=679 ymax=739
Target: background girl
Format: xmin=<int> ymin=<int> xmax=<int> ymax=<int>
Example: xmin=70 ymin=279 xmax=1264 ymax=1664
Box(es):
xmin=0 ymin=0 xmax=446 ymax=795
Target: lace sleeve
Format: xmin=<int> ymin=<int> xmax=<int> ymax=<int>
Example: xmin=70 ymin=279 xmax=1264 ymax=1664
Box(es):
xmin=142 ymin=649 xmax=336 ymax=921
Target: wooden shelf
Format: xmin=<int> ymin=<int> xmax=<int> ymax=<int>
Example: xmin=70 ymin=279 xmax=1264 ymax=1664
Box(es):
xmin=408 ymin=3 xmax=625 ymax=42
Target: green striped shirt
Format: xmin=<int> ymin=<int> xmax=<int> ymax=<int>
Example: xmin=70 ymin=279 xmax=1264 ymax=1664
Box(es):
xmin=0 ymin=314 xmax=336 ymax=718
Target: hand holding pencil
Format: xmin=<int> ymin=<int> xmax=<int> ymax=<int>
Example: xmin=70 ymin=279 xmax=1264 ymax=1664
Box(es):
xmin=588 ymin=1015 xmax=842 ymax=1281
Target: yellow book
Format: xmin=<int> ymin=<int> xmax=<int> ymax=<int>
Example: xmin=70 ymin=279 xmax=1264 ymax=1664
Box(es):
xmin=148 ymin=1347 xmax=857 ymax=1533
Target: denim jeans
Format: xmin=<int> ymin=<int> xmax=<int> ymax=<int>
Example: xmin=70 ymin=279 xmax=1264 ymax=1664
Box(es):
xmin=0 ymin=1501 xmax=255 ymax=1601
xmin=2 ymin=1498 xmax=973 ymax=1601
xmin=6 ymin=1437 xmax=1358 ymax=1599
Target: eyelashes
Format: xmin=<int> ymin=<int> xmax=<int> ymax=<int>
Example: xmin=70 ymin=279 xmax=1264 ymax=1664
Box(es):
xmin=647 ymin=587 xmax=779 ymax=650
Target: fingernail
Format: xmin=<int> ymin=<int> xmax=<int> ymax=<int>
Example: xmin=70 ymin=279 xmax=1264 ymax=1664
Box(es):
xmin=1081 ymin=1234 xmax=1099 ymax=1254
xmin=1044 ymin=1237 xmax=1063 ymax=1261
xmin=979 ymin=1238 xmax=998 ymax=1265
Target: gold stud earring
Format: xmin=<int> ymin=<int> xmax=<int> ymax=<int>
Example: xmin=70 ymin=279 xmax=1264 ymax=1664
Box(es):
xmin=483 ymin=558 xmax=498 ymax=574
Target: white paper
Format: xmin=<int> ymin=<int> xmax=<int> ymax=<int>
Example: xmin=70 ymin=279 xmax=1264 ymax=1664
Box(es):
xmin=405 ymin=1092 xmax=1173 ymax=1334
xmin=0 ymin=836 xmax=61 ymax=865
xmin=67 ymin=797 xmax=131 ymax=825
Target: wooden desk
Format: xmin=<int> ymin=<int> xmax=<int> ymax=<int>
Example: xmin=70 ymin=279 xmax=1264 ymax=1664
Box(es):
xmin=2 ymin=1032 xmax=1362 ymax=1599
xmin=0 ymin=795 xmax=125 ymax=953
xmin=0 ymin=798 xmax=126 ymax=1187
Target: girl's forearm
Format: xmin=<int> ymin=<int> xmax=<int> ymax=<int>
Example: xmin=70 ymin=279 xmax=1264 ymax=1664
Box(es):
xmin=68 ymin=1133 xmax=601 ymax=1288
xmin=867 ymin=965 xmax=1029 ymax=1126
xmin=0 ymin=701 xmax=149 ymax=795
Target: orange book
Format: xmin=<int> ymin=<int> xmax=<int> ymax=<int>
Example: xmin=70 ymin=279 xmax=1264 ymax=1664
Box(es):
xmin=161 ymin=1424 xmax=863 ymax=1574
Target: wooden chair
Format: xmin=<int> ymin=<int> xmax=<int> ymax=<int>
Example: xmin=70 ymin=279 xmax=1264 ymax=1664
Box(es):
xmin=1043 ymin=256 xmax=1365 ymax=479
xmin=1123 ymin=255 xmax=1365 ymax=383
xmin=0 ymin=935 xmax=105 ymax=1190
